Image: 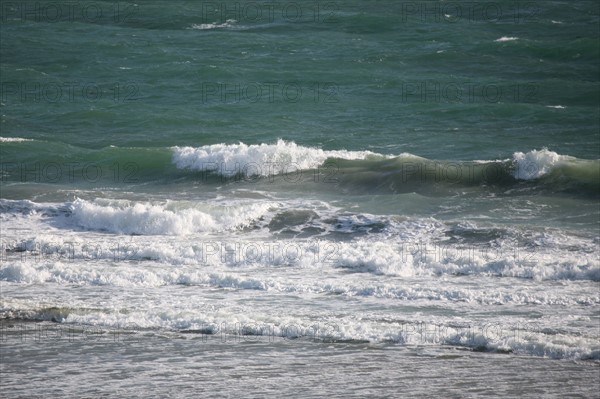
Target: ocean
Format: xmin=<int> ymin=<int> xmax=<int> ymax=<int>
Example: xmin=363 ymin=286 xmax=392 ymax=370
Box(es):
xmin=1 ymin=0 xmax=599 ymax=397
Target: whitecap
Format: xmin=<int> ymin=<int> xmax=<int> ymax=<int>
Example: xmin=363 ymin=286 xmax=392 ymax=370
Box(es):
xmin=190 ymin=19 xmax=237 ymax=30
xmin=495 ymin=36 xmax=519 ymax=42
xmin=0 ymin=137 xmax=33 ymax=142
xmin=172 ymin=139 xmax=390 ymax=177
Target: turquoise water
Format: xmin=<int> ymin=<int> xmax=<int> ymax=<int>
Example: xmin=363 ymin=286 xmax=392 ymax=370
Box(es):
xmin=1 ymin=1 xmax=599 ymax=397
xmin=2 ymin=1 xmax=598 ymax=156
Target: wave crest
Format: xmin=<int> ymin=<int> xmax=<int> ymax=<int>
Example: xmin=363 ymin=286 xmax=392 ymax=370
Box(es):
xmin=69 ymin=198 xmax=277 ymax=235
xmin=512 ymin=149 xmax=572 ymax=180
xmin=172 ymin=139 xmax=387 ymax=177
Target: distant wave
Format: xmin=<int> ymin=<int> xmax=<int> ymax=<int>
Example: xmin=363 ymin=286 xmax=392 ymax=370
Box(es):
xmin=0 ymin=137 xmax=34 ymax=142
xmin=172 ymin=141 xmax=599 ymax=194
xmin=495 ymin=36 xmax=519 ymax=42
xmin=1 ymin=139 xmax=597 ymax=194
xmin=190 ymin=19 xmax=238 ymax=30
xmin=172 ymin=139 xmax=390 ymax=177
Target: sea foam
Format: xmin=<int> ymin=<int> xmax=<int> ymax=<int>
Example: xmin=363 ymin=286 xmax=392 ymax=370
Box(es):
xmin=172 ymin=139 xmax=386 ymax=177
xmin=69 ymin=198 xmax=277 ymax=235
xmin=512 ymin=148 xmax=572 ymax=180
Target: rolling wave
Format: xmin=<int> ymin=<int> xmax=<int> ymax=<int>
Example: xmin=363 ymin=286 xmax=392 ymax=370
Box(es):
xmin=2 ymin=139 xmax=598 ymax=195
xmin=172 ymin=141 xmax=599 ymax=194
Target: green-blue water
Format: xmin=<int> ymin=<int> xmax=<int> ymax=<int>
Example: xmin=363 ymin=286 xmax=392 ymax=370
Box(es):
xmin=2 ymin=1 xmax=598 ymax=157
xmin=1 ymin=1 xmax=599 ymax=397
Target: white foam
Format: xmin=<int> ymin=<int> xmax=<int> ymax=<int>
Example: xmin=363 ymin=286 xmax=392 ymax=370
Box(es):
xmin=2 ymin=198 xmax=598 ymax=281
xmin=190 ymin=19 xmax=237 ymax=30
xmin=445 ymin=325 xmax=599 ymax=360
xmin=0 ymin=137 xmax=33 ymax=142
xmin=0 ymin=263 xmax=51 ymax=284
xmin=495 ymin=36 xmax=519 ymax=42
xmin=69 ymin=198 xmax=277 ymax=235
xmin=2 ymin=255 xmax=598 ymax=308
xmin=512 ymin=148 xmax=571 ymax=180
xmin=2 ymin=200 xmax=599 ymax=361
xmin=172 ymin=139 xmax=386 ymax=177
xmin=3 ymin=233 xmax=598 ymax=283
xmin=2 ymin=286 xmax=597 ymax=360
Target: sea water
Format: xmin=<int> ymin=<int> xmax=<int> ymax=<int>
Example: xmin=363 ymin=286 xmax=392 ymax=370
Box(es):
xmin=1 ymin=1 xmax=599 ymax=397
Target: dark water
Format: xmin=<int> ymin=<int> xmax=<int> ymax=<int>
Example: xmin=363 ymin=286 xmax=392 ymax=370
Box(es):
xmin=1 ymin=1 xmax=599 ymax=397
